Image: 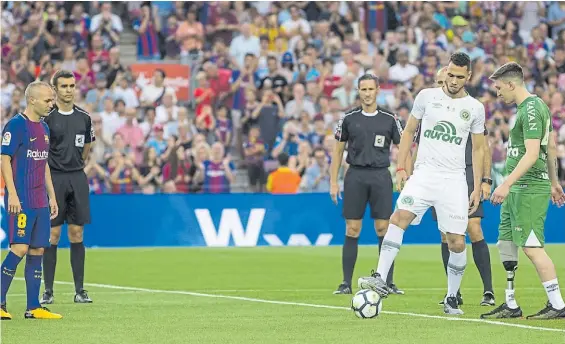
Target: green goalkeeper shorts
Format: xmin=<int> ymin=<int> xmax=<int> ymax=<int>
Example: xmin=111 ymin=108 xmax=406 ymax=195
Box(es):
xmin=498 ymin=192 xmax=550 ymax=247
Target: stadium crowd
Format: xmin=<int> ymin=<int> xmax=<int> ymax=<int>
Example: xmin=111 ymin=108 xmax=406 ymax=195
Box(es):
xmin=1 ymin=1 xmax=565 ymax=194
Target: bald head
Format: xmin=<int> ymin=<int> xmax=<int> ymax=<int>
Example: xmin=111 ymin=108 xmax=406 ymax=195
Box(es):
xmin=435 ymin=67 xmax=447 ymax=87
xmin=25 ymin=81 xmax=53 ymax=102
xmin=24 ymin=81 xmax=55 ymax=118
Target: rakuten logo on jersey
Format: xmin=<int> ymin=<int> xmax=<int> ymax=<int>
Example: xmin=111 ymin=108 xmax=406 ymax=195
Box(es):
xmin=424 ymin=121 xmax=463 ymax=145
xmin=27 ymin=150 xmax=48 ymax=160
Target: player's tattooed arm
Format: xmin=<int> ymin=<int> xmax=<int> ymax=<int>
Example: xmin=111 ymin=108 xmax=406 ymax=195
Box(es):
xmin=483 ymin=135 xmax=492 ymax=179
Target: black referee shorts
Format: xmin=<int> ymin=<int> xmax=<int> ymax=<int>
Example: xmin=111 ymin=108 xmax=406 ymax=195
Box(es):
xmin=342 ymin=166 xmax=393 ymax=220
xmin=431 ymin=165 xmax=484 ymax=221
xmin=51 ymin=170 xmax=91 ymax=227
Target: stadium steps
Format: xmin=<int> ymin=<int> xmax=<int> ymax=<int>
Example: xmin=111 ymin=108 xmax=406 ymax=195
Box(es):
xmin=119 ymin=29 xmax=140 ymax=65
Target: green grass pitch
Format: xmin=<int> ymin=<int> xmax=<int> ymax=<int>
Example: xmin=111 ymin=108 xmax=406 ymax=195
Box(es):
xmin=1 ymin=245 xmax=564 ymax=344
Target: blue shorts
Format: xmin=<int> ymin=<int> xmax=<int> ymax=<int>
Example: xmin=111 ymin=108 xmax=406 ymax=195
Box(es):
xmin=8 ymin=207 xmax=50 ymax=248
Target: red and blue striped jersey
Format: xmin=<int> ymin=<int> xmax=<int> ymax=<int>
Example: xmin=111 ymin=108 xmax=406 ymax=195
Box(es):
xmin=1 ymin=114 xmax=50 ymax=208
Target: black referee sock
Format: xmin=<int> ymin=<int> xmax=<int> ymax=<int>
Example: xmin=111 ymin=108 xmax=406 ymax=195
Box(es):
xmin=42 ymin=245 xmax=57 ymax=292
xmin=472 ymin=239 xmax=493 ymax=293
xmin=441 ymin=242 xmax=449 ymax=275
xmin=378 ymin=236 xmax=395 ymax=285
xmin=70 ymin=242 xmax=85 ymax=293
xmin=342 ymin=236 xmax=358 ymax=286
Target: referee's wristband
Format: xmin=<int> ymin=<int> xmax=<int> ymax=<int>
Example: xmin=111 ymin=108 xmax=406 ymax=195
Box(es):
xmin=481 ymin=178 xmax=493 ymax=185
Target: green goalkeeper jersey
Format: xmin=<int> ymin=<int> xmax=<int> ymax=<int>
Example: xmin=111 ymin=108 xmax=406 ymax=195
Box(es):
xmin=505 ymin=95 xmax=552 ymax=193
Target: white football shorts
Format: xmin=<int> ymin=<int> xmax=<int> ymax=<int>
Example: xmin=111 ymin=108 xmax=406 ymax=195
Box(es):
xmin=396 ymin=171 xmax=469 ymax=235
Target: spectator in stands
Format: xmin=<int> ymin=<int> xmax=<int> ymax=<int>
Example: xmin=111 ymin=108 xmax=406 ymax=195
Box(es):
xmin=74 ymin=55 xmax=95 ymax=95
xmin=214 ymin=105 xmax=233 ymax=150
xmin=162 ymin=145 xmax=191 ymax=194
xmin=155 ymin=93 xmax=179 ymax=124
xmin=138 ymin=147 xmax=163 ymax=195
xmin=272 ymin=119 xmax=302 ymax=158
xmin=266 ymin=152 xmax=301 ymax=194
xmin=285 ymin=83 xmax=316 ymax=119
xmin=146 ymin=124 xmax=168 ymax=157
xmin=243 ymin=126 xmax=266 ymax=193
xmin=133 ymin=3 xmax=161 ymax=61
xmin=109 ymin=152 xmax=140 ymax=194
xmin=139 ymin=69 xmax=177 ymax=107
xmin=86 ymin=73 xmax=113 ymax=112
xmin=176 ymin=9 xmax=203 ymax=63
xmin=85 ymin=155 xmax=110 ymax=195
xmin=300 ymin=147 xmax=331 ymax=193
xmin=90 ymin=2 xmax=123 ymax=44
xmin=199 ymin=142 xmax=235 ymax=193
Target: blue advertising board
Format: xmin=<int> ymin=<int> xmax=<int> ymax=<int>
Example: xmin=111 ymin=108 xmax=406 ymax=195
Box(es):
xmin=1 ymin=193 xmax=563 ymax=248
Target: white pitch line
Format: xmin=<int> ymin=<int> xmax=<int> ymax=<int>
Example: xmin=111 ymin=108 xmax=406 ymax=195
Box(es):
xmin=13 ymin=278 xmax=563 ymax=333
xmin=7 ymin=291 xmax=143 ymax=297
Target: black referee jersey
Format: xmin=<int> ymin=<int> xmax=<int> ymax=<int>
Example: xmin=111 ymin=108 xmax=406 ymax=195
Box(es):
xmin=335 ymin=106 xmax=403 ymax=168
xmin=44 ymin=105 xmax=95 ymax=173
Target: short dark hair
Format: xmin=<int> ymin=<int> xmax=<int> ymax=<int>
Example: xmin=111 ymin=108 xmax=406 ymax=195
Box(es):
xmin=277 ymin=152 xmax=289 ymax=166
xmin=51 ymin=70 xmax=75 ymax=88
xmin=155 ymin=69 xmax=166 ymax=78
xmin=357 ymin=74 xmax=379 ymax=88
xmin=449 ymin=52 xmax=471 ymax=71
xmin=489 ymin=62 xmax=524 ymax=81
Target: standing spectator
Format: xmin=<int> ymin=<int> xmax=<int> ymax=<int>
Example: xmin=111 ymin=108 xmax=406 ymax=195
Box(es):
xmin=243 ymin=126 xmax=267 ymax=193
xmin=199 ymin=142 xmax=235 ymax=193
xmin=109 ymin=152 xmax=140 ymax=194
xmin=139 ymin=69 xmax=177 ymax=107
xmin=90 ymin=2 xmax=123 ymax=36
xmin=266 ymin=152 xmax=301 ymax=194
xmin=214 ymin=105 xmax=233 ymax=149
xmin=137 ymin=147 xmax=163 ymax=195
xmin=300 ymin=147 xmax=331 ymax=193
xmin=133 ymin=3 xmax=161 ymax=61
xmin=155 ymin=93 xmax=179 ymax=124
xmin=176 ymin=10 xmax=203 ymax=62
xmin=85 ymin=73 xmax=113 ymax=113
xmin=229 ymin=23 xmax=260 ymax=69
xmin=116 ymin=108 xmax=145 ymax=162
xmin=162 ymin=145 xmax=191 ymax=193
xmin=285 ymin=83 xmax=316 ymax=119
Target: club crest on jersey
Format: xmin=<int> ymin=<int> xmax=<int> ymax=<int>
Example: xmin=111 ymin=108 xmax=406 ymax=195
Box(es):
xmin=44 ymin=135 xmax=49 ymax=143
xmin=423 ymin=121 xmax=463 ymax=145
xmin=17 ymin=229 xmax=25 ymax=237
xmin=2 ymin=132 xmax=11 ymax=146
xmin=400 ymin=196 xmax=414 ymax=205
xmin=459 ymin=109 xmax=470 ymax=121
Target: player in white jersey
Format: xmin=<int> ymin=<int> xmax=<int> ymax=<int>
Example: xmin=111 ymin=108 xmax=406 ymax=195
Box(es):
xmin=358 ymin=52 xmax=487 ymax=315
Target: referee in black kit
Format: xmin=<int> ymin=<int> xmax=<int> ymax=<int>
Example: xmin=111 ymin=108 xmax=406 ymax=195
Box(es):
xmin=41 ymin=70 xmax=94 ymax=304
xmin=330 ymin=74 xmax=411 ymax=295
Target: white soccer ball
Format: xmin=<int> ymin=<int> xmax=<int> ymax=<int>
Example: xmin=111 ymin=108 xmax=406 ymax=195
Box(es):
xmin=351 ymin=289 xmax=383 ymax=319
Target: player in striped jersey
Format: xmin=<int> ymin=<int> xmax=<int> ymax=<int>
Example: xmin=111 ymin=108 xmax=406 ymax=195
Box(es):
xmin=0 ymin=81 xmax=62 ymax=320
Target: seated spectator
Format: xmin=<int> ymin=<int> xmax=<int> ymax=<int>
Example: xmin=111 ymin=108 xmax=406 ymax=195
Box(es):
xmin=308 ymin=114 xmax=329 ymax=147
xmin=300 ymin=147 xmax=331 ymax=193
xmin=266 ymin=152 xmax=301 ymax=194
xmin=162 ymin=145 xmax=191 ymax=194
xmin=285 ymin=83 xmax=316 ymax=119
xmin=229 ymin=23 xmax=260 ymax=69
xmin=199 ymin=142 xmax=235 ymax=194
xmin=163 ymin=15 xmax=180 ymax=59
xmin=243 ymin=126 xmax=267 ymax=193
xmin=290 ymin=140 xmax=312 ymax=177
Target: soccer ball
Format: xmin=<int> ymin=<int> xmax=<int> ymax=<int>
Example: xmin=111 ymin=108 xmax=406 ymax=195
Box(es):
xmin=351 ymin=289 xmax=383 ymax=319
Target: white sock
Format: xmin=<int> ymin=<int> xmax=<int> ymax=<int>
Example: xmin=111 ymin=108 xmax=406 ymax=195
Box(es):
xmin=376 ymin=224 xmax=404 ymax=279
xmin=542 ymin=278 xmax=565 ymax=309
xmin=505 ymin=289 xmax=519 ymax=309
xmin=446 ymin=249 xmax=467 ymax=298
